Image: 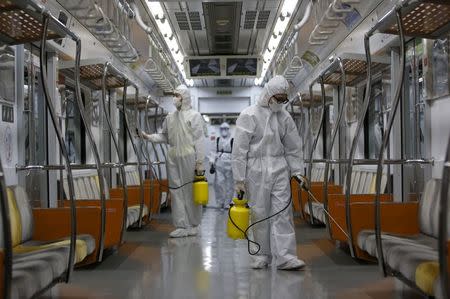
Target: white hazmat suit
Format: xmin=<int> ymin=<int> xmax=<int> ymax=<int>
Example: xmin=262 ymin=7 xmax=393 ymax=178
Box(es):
xmin=232 ymin=76 xmax=305 ymax=270
xmin=142 ymin=85 xmax=206 ymax=238
xmin=211 ymin=122 xmax=234 ymax=209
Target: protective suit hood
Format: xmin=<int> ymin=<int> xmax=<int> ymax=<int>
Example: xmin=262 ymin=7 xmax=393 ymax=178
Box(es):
xmin=220 ymin=122 xmax=230 ymax=130
xmin=174 ymin=84 xmax=192 ymax=110
xmin=257 ymin=75 xmax=290 ymax=107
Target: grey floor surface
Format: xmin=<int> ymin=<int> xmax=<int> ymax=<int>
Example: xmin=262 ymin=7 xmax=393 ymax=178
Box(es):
xmin=44 ymin=203 xmax=424 ymax=299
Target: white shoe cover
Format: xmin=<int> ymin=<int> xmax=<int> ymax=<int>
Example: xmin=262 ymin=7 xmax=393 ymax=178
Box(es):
xmin=187 ymin=225 xmax=200 ymax=236
xmin=277 ymin=258 xmax=305 ymax=271
xmin=250 ymin=256 xmax=270 ymax=269
xmin=169 ymin=228 xmax=188 ymax=238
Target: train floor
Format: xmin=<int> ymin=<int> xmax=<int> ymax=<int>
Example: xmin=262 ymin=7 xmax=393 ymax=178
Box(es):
xmin=42 ymin=207 xmax=424 ymax=299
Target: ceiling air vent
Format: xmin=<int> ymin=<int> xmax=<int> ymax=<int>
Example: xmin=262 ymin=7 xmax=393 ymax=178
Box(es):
xmin=189 ymin=11 xmax=202 ymax=30
xmin=243 ymin=11 xmax=257 ymax=29
xmin=215 ymin=79 xmax=232 ymax=87
xmin=256 ymin=11 xmax=270 ymax=29
xmin=175 ymin=12 xmax=190 ymax=30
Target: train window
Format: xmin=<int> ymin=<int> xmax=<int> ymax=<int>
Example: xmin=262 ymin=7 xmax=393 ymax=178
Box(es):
xmin=363 ymin=66 xmax=391 ymax=160
xmin=430 ymin=36 xmax=449 ymax=99
xmin=24 ymin=47 xmax=46 ymax=167
xmin=119 ymin=108 xmax=127 ymax=163
xmin=323 ymin=103 xmax=333 ymax=159
xmin=24 ymin=46 xmax=48 ymax=207
xmin=403 ymin=38 xmax=426 ymax=201
xmin=0 ymin=46 xmax=15 ymax=103
xmin=62 ymin=87 xmax=86 ymax=164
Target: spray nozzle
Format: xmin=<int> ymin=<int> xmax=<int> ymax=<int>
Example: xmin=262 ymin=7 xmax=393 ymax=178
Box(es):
xmin=293 ymin=174 xmax=310 ymax=192
xmin=237 ymin=191 xmax=245 ymax=200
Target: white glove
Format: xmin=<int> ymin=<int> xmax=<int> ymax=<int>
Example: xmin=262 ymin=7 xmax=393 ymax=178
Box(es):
xmin=140 ymin=131 xmax=152 ymax=141
xmin=195 ymin=161 xmax=205 ymax=176
xmin=235 ymin=181 xmax=246 ymax=195
xmin=293 ymin=173 xmax=309 ymax=191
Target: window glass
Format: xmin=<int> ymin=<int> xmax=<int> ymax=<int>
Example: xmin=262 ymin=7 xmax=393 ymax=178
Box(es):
xmin=62 ymin=87 xmax=86 ymax=164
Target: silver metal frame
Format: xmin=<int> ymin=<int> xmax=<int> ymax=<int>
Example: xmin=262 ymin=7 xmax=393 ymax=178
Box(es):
xmin=343 ymin=12 xmax=390 ymax=258
xmin=135 ymin=97 xmax=153 ymax=222
xmin=322 ymin=57 xmax=346 ymax=237
xmin=305 ymin=57 xmax=346 ymax=225
xmin=72 ymin=38 xmax=108 ymax=263
xmin=0 ymin=127 xmax=12 ymax=299
xmin=306 ymin=77 xmax=326 ymax=224
xmin=101 ymin=62 xmax=129 ymax=243
xmin=156 ymin=107 xmax=168 ymax=163
xmin=307 ymin=158 xmax=433 ymax=165
xmin=40 ymin=12 xmax=77 ymax=282
xmin=148 ymin=105 xmax=163 ymax=181
xmin=121 ymin=80 xmax=145 ymax=228
xmin=373 ymin=6 xmax=406 ymax=276
xmin=439 ymin=137 xmax=450 ymax=299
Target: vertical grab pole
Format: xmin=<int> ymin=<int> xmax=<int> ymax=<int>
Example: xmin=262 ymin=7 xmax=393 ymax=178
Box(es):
xmin=157 ymin=110 xmax=168 ymax=162
xmin=0 ymin=127 xmax=12 ymax=299
xmin=439 ymin=137 xmax=450 ymax=299
xmin=151 ymin=107 xmax=163 ymax=180
xmin=344 ymin=31 xmax=374 ymax=258
xmin=101 ymin=63 xmax=129 ymax=242
xmin=374 ymin=8 xmax=405 ymax=276
xmin=307 ymin=77 xmax=326 ymax=224
xmin=144 ymin=98 xmax=156 ymax=214
xmin=323 ymin=58 xmax=346 ymax=238
xmin=40 ymin=14 xmax=76 ymax=282
xmin=122 ymin=82 xmax=145 ymax=227
xmin=73 ymin=39 xmax=107 ymax=262
xmin=136 ymin=98 xmax=153 ymax=221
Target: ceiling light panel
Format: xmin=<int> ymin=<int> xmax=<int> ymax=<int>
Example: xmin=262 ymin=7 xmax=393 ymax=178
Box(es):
xmin=254 ymin=0 xmax=299 ymax=86
xmin=147 ymin=1 xmax=192 ymax=86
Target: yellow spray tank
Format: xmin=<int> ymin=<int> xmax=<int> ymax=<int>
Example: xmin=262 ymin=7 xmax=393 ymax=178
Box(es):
xmin=227 ymin=192 xmax=250 ymax=240
xmin=193 ymin=175 xmax=209 ymax=205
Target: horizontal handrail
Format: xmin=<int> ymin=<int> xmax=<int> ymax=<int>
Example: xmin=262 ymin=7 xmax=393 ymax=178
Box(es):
xmin=16 ymin=163 xmax=124 ymax=171
xmin=304 ymin=158 xmax=434 ymax=165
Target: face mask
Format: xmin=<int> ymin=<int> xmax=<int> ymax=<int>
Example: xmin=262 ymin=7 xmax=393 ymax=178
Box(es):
xmin=220 ymin=129 xmax=229 ymax=137
xmin=173 ymin=96 xmax=182 ymax=109
xmin=269 ymin=101 xmax=283 ymax=112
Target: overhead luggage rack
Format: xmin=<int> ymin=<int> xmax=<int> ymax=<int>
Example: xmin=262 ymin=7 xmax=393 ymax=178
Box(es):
xmin=375 ymin=0 xmax=450 ymax=38
xmin=60 ymin=60 xmax=128 ymax=90
xmin=321 ymin=54 xmax=390 ymax=87
xmin=291 ymin=93 xmax=332 ymax=107
xmin=0 ymin=0 xmax=65 ymax=44
xmin=118 ymin=96 xmax=158 ymax=110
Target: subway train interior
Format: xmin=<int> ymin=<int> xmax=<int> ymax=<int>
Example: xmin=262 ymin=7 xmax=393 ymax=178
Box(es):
xmin=0 ymin=0 xmax=450 ymax=298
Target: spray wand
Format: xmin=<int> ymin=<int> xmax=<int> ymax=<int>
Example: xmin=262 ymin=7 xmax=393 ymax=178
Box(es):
xmin=293 ymin=175 xmax=349 ymax=239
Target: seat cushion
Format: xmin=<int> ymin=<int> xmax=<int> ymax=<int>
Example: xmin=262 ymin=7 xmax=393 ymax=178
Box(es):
xmin=14 ymin=234 xmax=95 ymax=264
xmin=357 ymin=231 xmax=438 ymax=287
xmin=127 ymin=205 xmax=149 ymax=228
xmin=303 ymin=202 xmax=326 ymax=224
xmin=12 ymin=246 xmax=69 ymax=299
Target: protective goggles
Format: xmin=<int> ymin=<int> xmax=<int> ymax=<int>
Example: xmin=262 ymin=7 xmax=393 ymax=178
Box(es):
xmin=271 ymin=94 xmax=289 ymax=104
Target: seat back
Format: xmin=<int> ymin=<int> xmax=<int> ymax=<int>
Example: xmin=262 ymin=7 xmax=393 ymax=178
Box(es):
xmin=63 ymin=170 xmax=111 ymax=200
xmin=342 ymin=166 xmax=387 ymax=195
xmin=124 ymin=166 xmax=141 ymax=186
xmin=0 ymin=186 xmax=34 ymax=248
xmin=419 ymin=179 xmax=443 ymax=238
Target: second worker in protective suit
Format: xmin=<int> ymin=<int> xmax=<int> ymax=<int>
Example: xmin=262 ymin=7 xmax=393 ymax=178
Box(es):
xmin=232 ymin=75 xmax=305 ymax=270
xmin=141 ymin=85 xmax=206 ymax=238
xmin=210 ymin=122 xmax=234 ymax=209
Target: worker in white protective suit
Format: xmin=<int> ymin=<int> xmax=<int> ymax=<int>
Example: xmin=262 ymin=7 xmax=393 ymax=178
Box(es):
xmin=232 ymin=75 xmax=305 ymax=270
xmin=141 ymin=85 xmax=206 ymax=238
xmin=210 ymin=122 xmax=234 ymax=209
